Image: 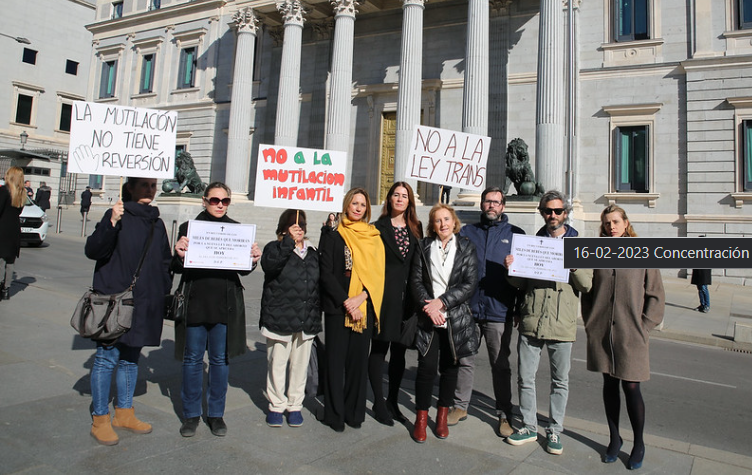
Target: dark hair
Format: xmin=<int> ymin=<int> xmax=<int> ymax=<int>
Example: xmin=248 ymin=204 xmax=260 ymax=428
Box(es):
xmin=480 ymin=186 xmax=505 ymax=207
xmin=341 ymin=187 xmax=372 ymax=222
xmin=427 ymin=203 xmax=462 ymax=238
xmin=204 ymin=181 xmax=232 ymax=197
xmin=379 ymin=181 xmax=423 ymax=239
xmin=275 ymin=209 xmax=307 ymax=237
xmin=538 ymin=190 xmax=572 ymax=216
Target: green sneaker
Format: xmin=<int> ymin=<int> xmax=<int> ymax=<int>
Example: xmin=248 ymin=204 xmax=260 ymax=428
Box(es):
xmin=546 ymin=432 xmax=563 ymax=455
xmin=506 ymin=427 xmax=538 ymax=446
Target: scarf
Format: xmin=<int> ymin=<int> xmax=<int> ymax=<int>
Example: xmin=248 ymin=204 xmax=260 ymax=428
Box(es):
xmin=337 ymin=217 xmax=385 ymax=333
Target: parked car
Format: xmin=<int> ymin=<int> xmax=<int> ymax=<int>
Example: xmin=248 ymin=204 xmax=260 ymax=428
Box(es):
xmin=0 ymin=179 xmax=49 ymax=246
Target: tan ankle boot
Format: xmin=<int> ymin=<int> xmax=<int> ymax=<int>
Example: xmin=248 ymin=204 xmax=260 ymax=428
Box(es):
xmin=91 ymin=414 xmax=119 ymax=446
xmin=112 ymin=407 xmax=152 ymax=434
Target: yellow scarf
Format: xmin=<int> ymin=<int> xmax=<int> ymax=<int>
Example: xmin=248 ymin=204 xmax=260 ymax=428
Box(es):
xmin=337 ymin=217 xmax=385 ymax=333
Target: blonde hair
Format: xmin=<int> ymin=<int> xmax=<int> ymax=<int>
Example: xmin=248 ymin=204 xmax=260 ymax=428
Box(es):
xmin=599 ymin=205 xmax=637 ymax=237
xmin=4 ymin=166 xmax=26 ymax=208
xmin=427 ymin=203 xmax=461 ymax=238
xmin=341 ymin=187 xmax=372 ymax=222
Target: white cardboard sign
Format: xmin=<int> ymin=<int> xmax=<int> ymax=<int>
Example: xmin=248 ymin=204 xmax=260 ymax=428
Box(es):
xmin=404 ymin=125 xmax=490 ymax=191
xmin=67 ymin=101 xmax=178 ymax=179
xmin=253 ymin=144 xmax=346 ymax=212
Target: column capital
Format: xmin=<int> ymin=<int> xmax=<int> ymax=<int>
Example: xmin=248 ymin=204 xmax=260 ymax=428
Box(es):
xmin=403 ymin=0 xmax=425 ymax=7
xmin=276 ymin=0 xmax=307 ymax=27
xmin=489 ymin=0 xmax=511 ymax=16
xmin=331 ymin=0 xmax=358 ymax=18
xmin=231 ymin=7 xmax=260 ymax=35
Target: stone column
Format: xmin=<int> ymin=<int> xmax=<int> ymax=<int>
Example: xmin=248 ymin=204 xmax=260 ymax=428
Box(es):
xmin=325 ymin=0 xmax=358 ymax=188
xmin=535 ymin=0 xmax=565 ymax=193
xmin=225 ymin=8 xmax=259 ymax=196
xmin=394 ymin=0 xmax=425 ymax=193
xmin=457 ymin=0 xmax=489 ymax=203
xmin=274 ymin=0 xmax=306 ymax=146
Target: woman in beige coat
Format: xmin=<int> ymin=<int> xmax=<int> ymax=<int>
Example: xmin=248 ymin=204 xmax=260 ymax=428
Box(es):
xmin=581 ymin=205 xmax=665 ymax=471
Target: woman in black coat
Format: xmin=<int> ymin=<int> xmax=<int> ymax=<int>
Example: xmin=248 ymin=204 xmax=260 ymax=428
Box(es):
xmin=319 ymin=187 xmax=385 ymax=432
xmin=84 ymin=177 xmax=172 ymax=446
xmin=260 ymin=209 xmax=321 ymax=428
xmin=410 ymin=203 xmax=479 ymax=443
xmin=368 ymin=182 xmax=422 ymax=425
xmin=172 ymin=182 xmax=261 ymax=437
xmin=0 ymin=167 xmax=25 ymax=300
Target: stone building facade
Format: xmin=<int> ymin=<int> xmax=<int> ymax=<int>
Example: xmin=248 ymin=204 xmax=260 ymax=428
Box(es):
xmin=81 ymin=0 xmax=752 ymax=281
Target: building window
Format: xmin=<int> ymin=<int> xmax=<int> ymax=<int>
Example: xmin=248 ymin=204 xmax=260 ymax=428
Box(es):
xmin=22 ymin=167 xmax=50 ymax=177
xmin=112 ymin=1 xmax=123 ymax=19
xmin=99 ymin=60 xmax=118 ymax=99
xmin=614 ymin=125 xmax=649 ymax=192
xmin=59 ymin=103 xmax=73 ymax=132
xmin=15 ymin=94 xmax=33 ymax=125
xmin=177 ymin=47 xmax=196 ymax=89
xmin=22 ymin=48 xmax=37 ymax=65
xmin=615 ymin=0 xmax=650 ymax=42
xmin=66 ymin=60 xmax=79 ymax=75
xmin=743 ymin=120 xmax=752 ymax=191
xmin=140 ymin=54 xmax=155 ymax=94
xmin=89 ymin=175 xmax=103 ymax=190
xmin=741 ymin=0 xmax=752 ymax=29
xmin=149 ymin=0 xmax=161 ymax=11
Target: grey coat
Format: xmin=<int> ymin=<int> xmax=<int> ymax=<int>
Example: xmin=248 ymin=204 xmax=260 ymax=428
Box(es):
xmin=581 ymin=268 xmax=665 ymax=381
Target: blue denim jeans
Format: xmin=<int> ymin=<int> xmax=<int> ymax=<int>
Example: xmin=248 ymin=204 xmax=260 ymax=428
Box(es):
xmin=182 ymin=323 xmax=229 ymax=419
xmin=517 ymin=334 xmax=572 ymax=435
xmin=91 ymin=343 xmax=142 ymax=416
xmin=697 ymin=284 xmax=710 ymax=308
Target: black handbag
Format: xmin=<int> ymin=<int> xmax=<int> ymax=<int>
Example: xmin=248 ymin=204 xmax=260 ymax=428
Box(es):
xmin=164 ymin=278 xmax=189 ymax=323
xmin=398 ymin=312 xmax=419 ymax=347
xmin=70 ymin=223 xmax=155 ymax=342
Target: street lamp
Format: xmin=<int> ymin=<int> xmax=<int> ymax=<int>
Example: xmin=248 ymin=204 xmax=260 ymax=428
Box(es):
xmin=0 ymin=32 xmax=30 ymax=44
xmin=20 ymin=131 xmax=28 ymax=150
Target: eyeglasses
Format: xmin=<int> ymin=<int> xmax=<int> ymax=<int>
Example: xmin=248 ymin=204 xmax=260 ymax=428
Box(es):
xmin=482 ymin=200 xmax=502 ymax=207
xmin=205 ymin=197 xmax=231 ymax=206
xmin=541 ymin=207 xmax=565 ymax=216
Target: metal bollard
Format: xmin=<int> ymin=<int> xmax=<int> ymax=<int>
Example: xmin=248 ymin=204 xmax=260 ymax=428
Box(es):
xmin=81 ymin=211 xmax=88 ymax=237
xmin=55 ymin=206 xmax=63 ymax=234
xmin=170 ymin=220 xmax=178 ymax=250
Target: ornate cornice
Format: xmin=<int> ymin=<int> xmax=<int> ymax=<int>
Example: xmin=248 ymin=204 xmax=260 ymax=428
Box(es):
xmin=231 ymin=7 xmax=260 ymax=35
xmin=277 ymin=0 xmax=307 ymax=26
xmin=331 ymin=0 xmax=358 ymax=18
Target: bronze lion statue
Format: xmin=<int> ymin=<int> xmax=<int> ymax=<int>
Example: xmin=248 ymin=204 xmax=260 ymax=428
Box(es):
xmin=162 ymin=151 xmax=207 ymax=195
xmin=504 ymin=138 xmax=544 ymax=197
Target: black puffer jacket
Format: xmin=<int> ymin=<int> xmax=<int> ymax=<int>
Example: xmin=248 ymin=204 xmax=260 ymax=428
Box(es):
xmin=411 ymin=235 xmax=479 ymax=362
xmin=260 ymin=235 xmax=322 ymax=335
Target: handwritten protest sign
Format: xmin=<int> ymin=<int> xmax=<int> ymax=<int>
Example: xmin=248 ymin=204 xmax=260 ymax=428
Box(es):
xmin=405 ymin=125 xmax=490 ymax=191
xmin=253 ymin=144 xmax=346 ymax=212
xmin=67 ymin=101 xmax=178 ymax=179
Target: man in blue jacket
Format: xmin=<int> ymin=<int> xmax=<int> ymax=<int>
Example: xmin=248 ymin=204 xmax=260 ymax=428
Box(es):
xmin=447 ymin=186 xmax=524 ymax=437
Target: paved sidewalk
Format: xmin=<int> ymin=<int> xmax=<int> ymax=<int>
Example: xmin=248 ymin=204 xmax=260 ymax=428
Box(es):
xmin=1 ymin=229 xmax=751 ymax=474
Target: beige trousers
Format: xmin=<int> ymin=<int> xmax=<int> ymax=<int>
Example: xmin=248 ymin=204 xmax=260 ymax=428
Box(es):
xmin=265 ymin=333 xmax=313 ymax=413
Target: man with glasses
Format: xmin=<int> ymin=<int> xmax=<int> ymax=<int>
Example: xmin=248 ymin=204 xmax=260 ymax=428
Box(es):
xmin=503 ymin=190 xmax=592 ymax=455
xmin=446 ymin=186 xmax=524 ymax=437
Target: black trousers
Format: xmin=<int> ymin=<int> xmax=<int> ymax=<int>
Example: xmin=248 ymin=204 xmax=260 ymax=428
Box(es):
xmin=415 ymin=327 xmax=459 ymax=411
xmin=323 ymin=312 xmax=373 ymax=427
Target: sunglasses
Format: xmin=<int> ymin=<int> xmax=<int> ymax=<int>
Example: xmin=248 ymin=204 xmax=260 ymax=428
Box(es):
xmin=205 ymin=197 xmax=231 ymax=206
xmin=542 ymin=207 xmax=565 ymax=216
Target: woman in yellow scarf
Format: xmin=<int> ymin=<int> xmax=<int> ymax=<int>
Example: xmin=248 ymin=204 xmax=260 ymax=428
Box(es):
xmin=319 ymin=187 xmax=385 ymax=432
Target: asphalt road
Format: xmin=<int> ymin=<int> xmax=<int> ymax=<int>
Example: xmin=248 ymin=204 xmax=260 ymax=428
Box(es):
xmin=14 ymin=233 xmax=752 ymax=458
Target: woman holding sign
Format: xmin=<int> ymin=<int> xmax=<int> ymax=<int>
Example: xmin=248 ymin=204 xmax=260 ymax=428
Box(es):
xmin=319 ymin=187 xmax=385 ymax=432
xmin=84 ymin=177 xmax=172 ymax=446
xmin=369 ymin=182 xmax=422 ymax=425
xmin=581 ymin=205 xmax=665 ymax=470
xmin=172 ymin=182 xmax=262 ymax=438
xmin=260 ymin=209 xmax=320 ymax=427
xmin=409 ymin=203 xmax=479 ymax=442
